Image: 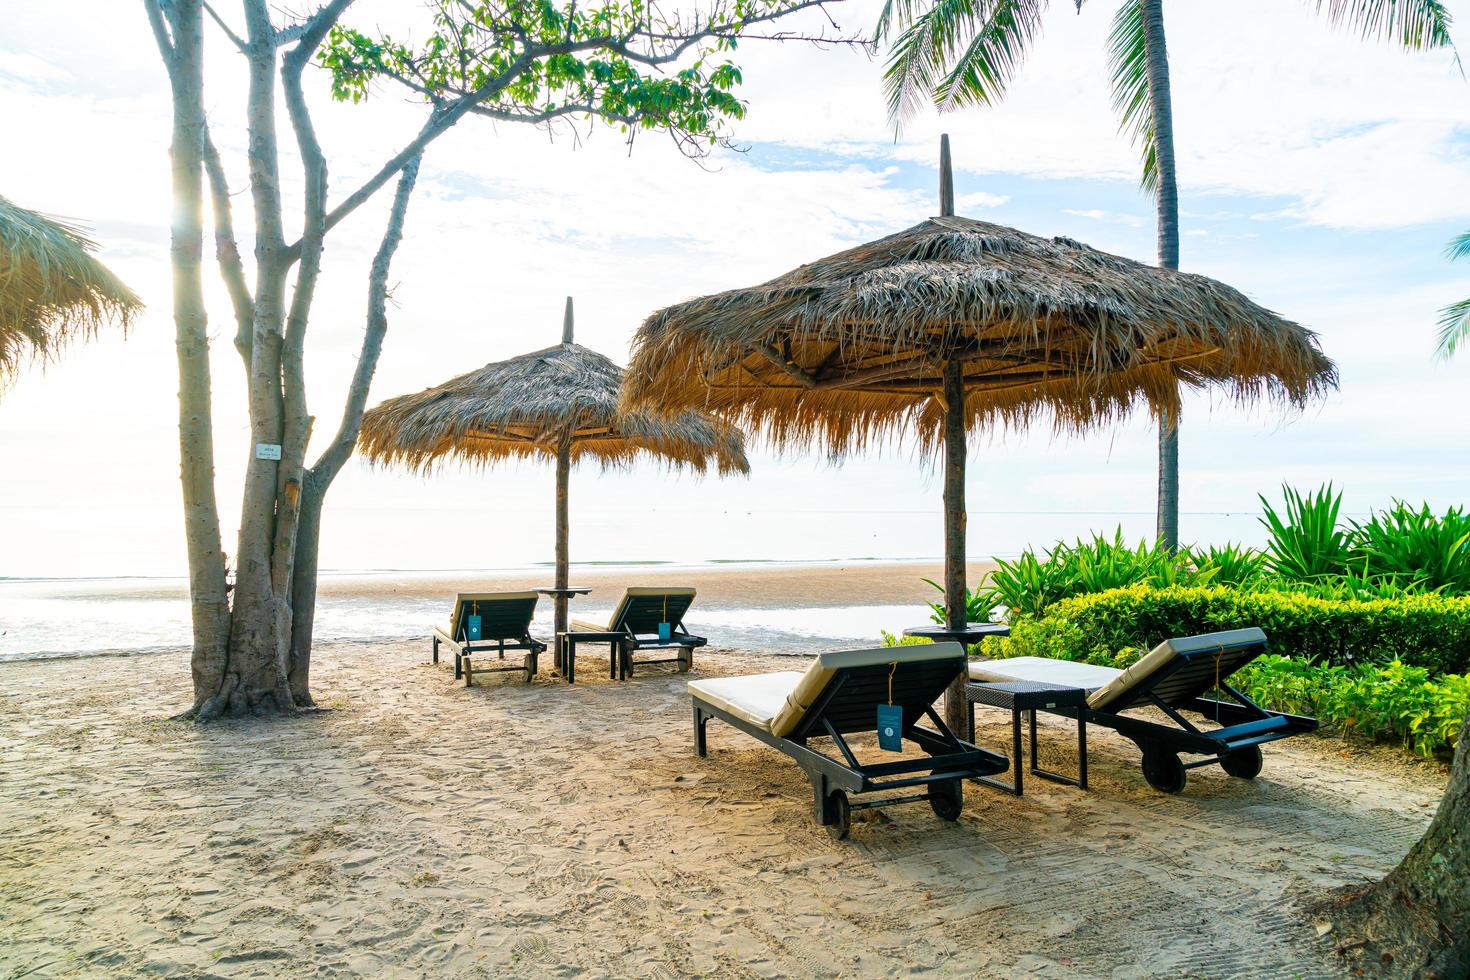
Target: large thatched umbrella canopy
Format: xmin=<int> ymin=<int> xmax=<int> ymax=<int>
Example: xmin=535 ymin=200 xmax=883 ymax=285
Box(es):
xmin=623 ymin=139 xmax=1335 ymax=722
xmin=1 ymin=194 xmax=141 ymax=386
xmin=361 ymin=298 xmax=749 ymax=638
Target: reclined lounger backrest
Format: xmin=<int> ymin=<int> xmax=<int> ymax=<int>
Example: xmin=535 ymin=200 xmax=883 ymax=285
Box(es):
xmin=1087 ymin=627 xmax=1268 ymax=713
xmin=449 ymin=591 xmax=539 ymax=642
xmin=606 ymin=587 xmax=697 ymax=634
xmin=770 ymin=642 xmax=967 ymax=739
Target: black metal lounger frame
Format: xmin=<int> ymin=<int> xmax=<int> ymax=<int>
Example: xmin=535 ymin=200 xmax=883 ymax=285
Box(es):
xmin=693 ymin=657 xmax=1008 ymax=838
xmin=431 ymin=595 xmax=546 ymax=685
xmin=562 ymin=591 xmax=707 ymax=682
xmin=1033 ymin=639 xmax=1317 ymax=792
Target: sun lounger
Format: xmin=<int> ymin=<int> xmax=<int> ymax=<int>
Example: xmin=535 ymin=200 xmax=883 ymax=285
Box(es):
xmin=562 ymin=586 xmax=707 ymax=682
xmin=690 ymin=642 xmax=1008 ymax=839
xmin=969 ymin=628 xmax=1317 ymax=793
xmin=431 ymin=591 xmax=546 ymax=685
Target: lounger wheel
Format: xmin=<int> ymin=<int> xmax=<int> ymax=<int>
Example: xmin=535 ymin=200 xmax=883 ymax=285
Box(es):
xmin=1140 ymin=744 xmax=1187 ymax=794
xmin=929 ymin=779 xmax=963 ymax=822
xmin=1220 ymin=745 xmax=1263 ymax=780
xmin=824 ymin=790 xmax=851 ymax=841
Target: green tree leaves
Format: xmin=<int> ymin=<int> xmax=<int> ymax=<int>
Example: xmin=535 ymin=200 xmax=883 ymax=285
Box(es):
xmin=320 ymin=0 xmax=824 ymax=151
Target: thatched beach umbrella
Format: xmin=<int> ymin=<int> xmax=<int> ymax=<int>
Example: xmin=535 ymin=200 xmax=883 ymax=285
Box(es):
xmin=623 ymin=137 xmax=1336 ymax=725
xmin=1 ymin=194 xmax=141 ymax=385
xmin=360 ymin=298 xmax=750 ymax=641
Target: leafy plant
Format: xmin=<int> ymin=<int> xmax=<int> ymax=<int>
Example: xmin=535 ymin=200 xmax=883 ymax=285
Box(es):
xmin=984 ymin=550 xmax=1078 ymax=620
xmin=921 ymin=578 xmax=1001 ymax=625
xmin=1259 ymin=483 xmax=1352 ymax=581
xmin=1188 ymin=542 xmax=1266 ymax=587
xmin=1352 ymin=500 xmax=1470 ymax=596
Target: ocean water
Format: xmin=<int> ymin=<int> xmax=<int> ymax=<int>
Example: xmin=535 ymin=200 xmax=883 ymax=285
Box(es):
xmin=0 ymin=563 xmax=938 ymax=662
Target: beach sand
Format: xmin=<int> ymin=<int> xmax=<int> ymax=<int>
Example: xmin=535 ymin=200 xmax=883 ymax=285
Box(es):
xmin=0 ymin=640 xmax=1448 ymax=978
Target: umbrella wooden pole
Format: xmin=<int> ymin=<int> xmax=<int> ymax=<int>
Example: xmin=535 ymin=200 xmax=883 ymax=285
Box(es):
xmin=554 ymin=437 xmax=571 ymax=639
xmin=941 ymin=357 xmax=969 ymax=732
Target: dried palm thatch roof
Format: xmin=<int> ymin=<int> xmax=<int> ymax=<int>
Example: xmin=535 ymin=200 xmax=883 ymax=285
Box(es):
xmin=623 ymin=215 xmax=1337 ymax=453
xmin=0 ymin=195 xmax=141 ymax=383
xmin=360 ymin=336 xmax=750 ymax=475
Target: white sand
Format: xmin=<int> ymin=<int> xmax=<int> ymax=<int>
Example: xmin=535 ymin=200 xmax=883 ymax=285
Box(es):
xmin=0 ymin=640 xmax=1448 ymax=978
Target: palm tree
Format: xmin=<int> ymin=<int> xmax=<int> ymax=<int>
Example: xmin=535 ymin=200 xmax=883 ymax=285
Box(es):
xmin=876 ymin=0 xmax=1454 ymax=551
xmin=1437 ymin=231 xmax=1470 ymax=357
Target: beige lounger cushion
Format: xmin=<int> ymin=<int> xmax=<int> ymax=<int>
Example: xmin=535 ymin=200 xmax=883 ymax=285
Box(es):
xmin=687 ymin=672 xmax=805 ymax=731
xmin=570 ymin=586 xmax=697 ymax=633
xmin=1086 ymin=627 xmax=1266 ymax=710
xmin=690 ymin=641 xmax=965 ymax=737
xmin=968 ymin=657 xmax=1121 ymax=692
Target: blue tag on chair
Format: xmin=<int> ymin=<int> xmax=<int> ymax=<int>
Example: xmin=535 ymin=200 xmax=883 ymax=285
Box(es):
xmin=657 ymin=622 xmax=672 ymax=641
xmin=877 ymin=704 xmax=903 ymax=752
xmin=466 ymin=614 xmax=482 ymax=641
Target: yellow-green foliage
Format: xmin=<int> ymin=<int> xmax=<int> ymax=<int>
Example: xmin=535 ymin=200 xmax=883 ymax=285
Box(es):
xmin=998 ymin=584 xmax=1470 ymax=675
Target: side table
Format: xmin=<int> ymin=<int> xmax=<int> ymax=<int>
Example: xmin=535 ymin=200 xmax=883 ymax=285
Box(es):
xmin=966 ymin=680 xmax=1088 ymax=796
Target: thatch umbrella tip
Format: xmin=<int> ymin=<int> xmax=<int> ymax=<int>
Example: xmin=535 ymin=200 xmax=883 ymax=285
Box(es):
xmin=562 ymin=296 xmax=574 ymax=344
xmin=939 ymin=134 xmax=954 ymax=218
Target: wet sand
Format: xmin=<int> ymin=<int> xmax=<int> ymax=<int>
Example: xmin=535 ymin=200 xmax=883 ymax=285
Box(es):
xmin=0 ymin=638 xmax=1448 ymax=978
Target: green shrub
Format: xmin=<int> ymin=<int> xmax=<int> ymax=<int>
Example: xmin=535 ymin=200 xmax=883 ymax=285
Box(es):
xmin=985 ymin=528 xmax=1216 ymax=620
xmin=990 ymin=584 xmax=1470 ymax=676
xmin=1234 ymin=656 xmax=1470 ymax=759
xmin=880 ymin=630 xmax=933 ymax=648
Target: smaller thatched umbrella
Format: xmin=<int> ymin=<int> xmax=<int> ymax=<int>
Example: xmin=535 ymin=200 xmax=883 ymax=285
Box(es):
xmin=1 ymin=194 xmax=141 ymax=385
xmin=360 ymin=298 xmax=750 ymax=642
xmin=623 ymin=136 xmax=1337 ymax=727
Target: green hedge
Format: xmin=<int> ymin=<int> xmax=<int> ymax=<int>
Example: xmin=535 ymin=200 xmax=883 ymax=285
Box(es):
xmin=992 ymin=584 xmax=1470 ymax=676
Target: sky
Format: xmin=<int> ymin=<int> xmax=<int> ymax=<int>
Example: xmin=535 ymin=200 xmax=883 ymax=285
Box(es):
xmin=0 ymin=0 xmax=1467 ymax=579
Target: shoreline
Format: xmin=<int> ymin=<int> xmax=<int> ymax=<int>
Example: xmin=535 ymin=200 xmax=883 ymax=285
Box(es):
xmin=1 ymin=559 xmax=998 ymax=663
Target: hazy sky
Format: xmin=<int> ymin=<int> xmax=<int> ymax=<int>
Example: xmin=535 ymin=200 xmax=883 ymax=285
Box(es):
xmin=1 ymin=0 xmax=1467 ymax=578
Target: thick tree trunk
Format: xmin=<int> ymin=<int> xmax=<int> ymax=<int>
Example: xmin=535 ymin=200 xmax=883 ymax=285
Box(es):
xmin=1141 ymin=0 xmax=1181 ymax=552
xmin=554 ymin=436 xmax=572 ymax=638
xmin=208 ymin=5 xmax=297 ymax=717
xmin=152 ymin=0 xmax=233 ymax=712
xmin=1324 ymin=709 xmax=1470 ymax=976
xmin=941 ymin=357 xmax=968 ymax=734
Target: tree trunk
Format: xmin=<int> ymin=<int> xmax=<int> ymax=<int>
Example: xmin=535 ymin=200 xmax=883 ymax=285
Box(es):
xmin=1141 ymin=0 xmax=1181 ymax=552
xmin=287 ymin=156 xmax=422 ymax=703
xmin=1323 ymin=709 xmax=1470 ymax=976
xmin=554 ymin=436 xmax=572 ymax=639
xmin=941 ymin=357 xmax=968 ymax=734
xmin=154 ymin=0 xmax=233 ymax=712
xmin=286 ymin=471 xmax=326 ymax=706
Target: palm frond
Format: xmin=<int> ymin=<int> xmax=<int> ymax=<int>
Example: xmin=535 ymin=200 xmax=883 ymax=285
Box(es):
xmin=1435 ymin=297 xmax=1470 ymax=359
xmin=1435 ymin=230 xmax=1470 ymax=358
xmin=1106 ymin=0 xmax=1158 ymax=195
xmin=1313 ymin=0 xmax=1455 ymax=50
xmin=934 ymin=0 xmax=1049 ymax=113
xmin=880 ymin=0 xmax=1048 ymax=130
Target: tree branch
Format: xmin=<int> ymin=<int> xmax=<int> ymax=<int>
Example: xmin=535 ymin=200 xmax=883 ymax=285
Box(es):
xmin=284 ymin=55 xmax=534 ymax=260
xmin=310 ymin=155 xmax=423 ymax=484
xmin=202 ymin=0 xmax=249 ymax=52
xmin=200 ymin=125 xmax=256 ymax=361
xmin=142 ymin=0 xmax=178 ymax=77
